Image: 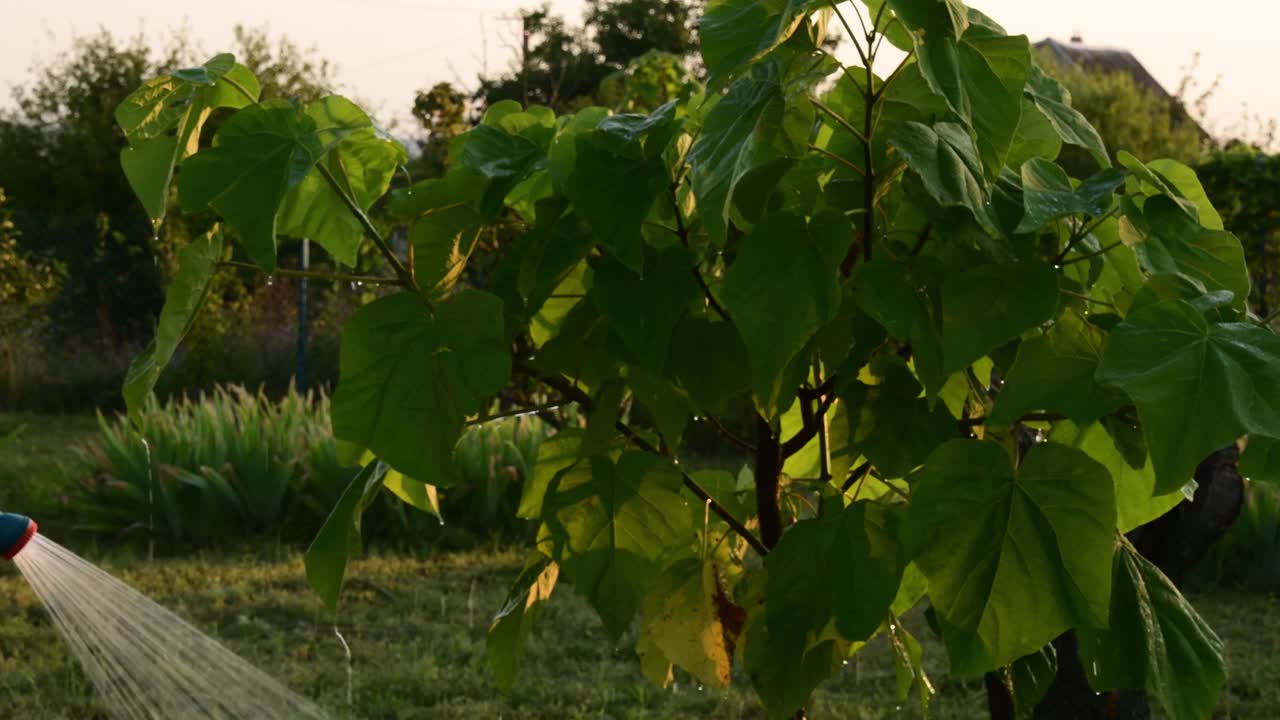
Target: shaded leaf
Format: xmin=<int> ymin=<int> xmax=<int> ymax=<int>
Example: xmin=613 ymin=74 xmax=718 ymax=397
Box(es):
xmin=1078 ymin=543 xmax=1225 ymax=720
xmin=1096 ymin=297 xmax=1280 ymax=493
xmin=331 ymin=291 xmax=511 ymax=485
xmin=722 ymin=210 xmax=847 ymax=417
xmin=904 ymin=440 xmax=1115 ymax=674
xmin=122 ymin=228 xmax=224 ymax=420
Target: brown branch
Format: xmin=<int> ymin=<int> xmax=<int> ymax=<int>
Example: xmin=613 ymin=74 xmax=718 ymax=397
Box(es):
xmin=780 ymin=394 xmax=838 ymax=457
xmin=755 ymin=416 xmax=784 ymax=549
xmin=841 ymin=460 xmax=873 ymax=493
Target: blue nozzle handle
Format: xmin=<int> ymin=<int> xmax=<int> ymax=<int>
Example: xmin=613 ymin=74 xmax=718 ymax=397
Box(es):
xmin=0 ymin=512 xmax=35 ymax=560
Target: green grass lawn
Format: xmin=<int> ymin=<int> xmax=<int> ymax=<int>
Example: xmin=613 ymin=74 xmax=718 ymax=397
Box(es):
xmin=0 ymin=412 xmax=99 ymax=534
xmin=1 ymin=412 xmax=1278 ymax=718
xmin=0 ymin=548 xmax=1278 ymax=719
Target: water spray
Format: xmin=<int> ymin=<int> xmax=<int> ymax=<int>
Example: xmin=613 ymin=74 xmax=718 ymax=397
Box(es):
xmin=2 ymin=511 xmax=330 ymax=719
xmin=0 ymin=511 xmax=37 ymax=560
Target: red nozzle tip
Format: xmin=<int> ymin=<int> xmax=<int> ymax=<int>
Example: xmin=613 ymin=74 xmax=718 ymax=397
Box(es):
xmin=3 ymin=519 xmax=37 ymax=560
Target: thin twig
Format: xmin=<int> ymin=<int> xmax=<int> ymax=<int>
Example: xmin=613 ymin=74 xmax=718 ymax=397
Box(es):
xmin=705 ymin=415 xmax=756 ymax=453
xmin=780 ymin=394 xmax=838 ymax=457
xmin=465 ymin=402 xmax=564 ymax=427
xmin=515 ymin=361 xmax=769 ymax=556
xmin=1053 ymin=208 xmax=1119 ymax=265
xmin=830 ymin=1 xmax=869 ymax=69
xmin=841 ymin=460 xmax=873 ymax=494
xmin=670 ymin=188 xmax=732 ymax=322
xmin=960 ymin=411 xmax=1066 ymax=428
xmin=1059 ymin=240 xmax=1123 ymax=266
xmin=218 ymin=261 xmax=403 ymax=286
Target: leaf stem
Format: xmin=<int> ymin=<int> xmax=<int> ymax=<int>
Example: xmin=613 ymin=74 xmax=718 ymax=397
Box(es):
xmin=810 ymin=98 xmax=868 ymax=144
xmin=315 ymin=163 xmax=419 ymax=293
xmin=809 ymin=144 xmax=866 ymax=176
xmin=1059 ymin=289 xmax=1118 ymax=309
xmin=218 ymin=261 xmax=403 ymax=286
xmin=670 ymin=187 xmax=732 ymax=322
xmin=465 ymin=402 xmax=564 ymax=427
xmin=216 ymin=74 xmax=423 ymax=298
xmin=1053 ymin=208 xmax=1118 ymax=265
xmin=1058 ymin=240 xmax=1123 ymax=266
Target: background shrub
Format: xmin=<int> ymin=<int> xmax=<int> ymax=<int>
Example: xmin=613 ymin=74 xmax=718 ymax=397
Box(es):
xmin=74 ymin=385 xmax=552 ymax=548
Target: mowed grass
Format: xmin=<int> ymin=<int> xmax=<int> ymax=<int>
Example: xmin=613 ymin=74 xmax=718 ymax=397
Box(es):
xmin=1 ymin=412 xmax=1278 ymax=718
xmin=0 ymin=547 xmax=1277 ymax=719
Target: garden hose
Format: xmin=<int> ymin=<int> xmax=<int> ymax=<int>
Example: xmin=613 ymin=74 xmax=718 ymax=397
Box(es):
xmin=0 ymin=512 xmax=37 ymax=560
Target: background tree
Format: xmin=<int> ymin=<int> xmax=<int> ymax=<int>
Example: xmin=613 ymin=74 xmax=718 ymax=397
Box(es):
xmin=1039 ymin=49 xmax=1209 ymax=177
xmin=0 ymin=188 xmax=63 ymax=405
xmin=474 ymin=0 xmax=701 ymax=112
xmin=410 ymin=82 xmax=469 ymax=178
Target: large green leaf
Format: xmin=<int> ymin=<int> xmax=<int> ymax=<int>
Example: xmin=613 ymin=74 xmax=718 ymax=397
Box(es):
xmin=122 ymin=228 xmax=223 ymax=421
xmin=487 ymin=555 xmax=560 ymax=690
xmin=904 ymin=440 xmax=1116 ymax=675
xmin=1024 ymin=65 xmax=1110 ymax=169
xmin=742 ymin=583 xmax=843 ymax=719
xmin=331 ymin=290 xmax=511 ymax=485
xmin=886 ymin=3 xmax=1028 ymax=176
xmin=1015 ymin=159 xmax=1124 ymax=234
xmin=391 ymin=168 xmax=491 ymax=297
xmin=766 ymin=503 xmax=906 ymax=662
xmin=1146 ymin=158 xmax=1224 ymax=230
xmin=1131 ymin=196 xmax=1250 ymax=311
xmin=688 ymin=61 xmax=810 ymax=243
xmin=840 ymin=363 xmax=956 ymax=478
xmin=888 ymin=121 xmax=995 ymax=231
xmin=116 ymin=54 xmax=260 ymax=222
xmin=639 ymin=556 xmax=735 ymax=688
xmin=722 ymin=210 xmax=847 ymax=417
xmin=1077 ymin=544 xmax=1225 ymax=720
xmin=1049 ymin=420 xmax=1184 ymax=532
xmin=854 ymin=258 xmax=947 ymax=394
xmin=698 ymin=0 xmax=816 ymax=87
xmin=939 ymin=260 xmax=1060 ymax=378
xmin=459 ymin=123 xmax=542 ymax=214
xmin=541 ymin=451 xmax=694 ymax=638
xmin=178 ymin=101 xmax=325 ymax=270
xmin=564 ymin=130 xmax=667 ymax=272
xmin=277 ymin=96 xmax=407 ymax=266
xmin=990 ymin=311 xmax=1126 ymax=425
xmin=304 ymin=462 xmax=385 ymax=610
xmin=1096 ymin=297 xmax=1280 ymax=493
xmin=668 ymin=316 xmax=752 ymax=414
xmin=592 ymin=246 xmax=700 ymax=371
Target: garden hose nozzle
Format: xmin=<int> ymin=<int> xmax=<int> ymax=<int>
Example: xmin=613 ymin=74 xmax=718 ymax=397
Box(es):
xmin=0 ymin=512 xmax=37 ymax=560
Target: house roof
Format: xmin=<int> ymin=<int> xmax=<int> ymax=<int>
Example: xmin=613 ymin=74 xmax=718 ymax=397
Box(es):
xmin=1033 ymin=37 xmax=1209 ymax=139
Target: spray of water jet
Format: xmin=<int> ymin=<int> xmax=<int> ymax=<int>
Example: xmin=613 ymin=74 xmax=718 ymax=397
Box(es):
xmin=2 ymin=512 xmax=330 ymax=720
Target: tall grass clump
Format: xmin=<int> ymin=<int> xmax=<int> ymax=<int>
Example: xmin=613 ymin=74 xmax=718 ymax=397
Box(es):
xmin=75 ymin=385 xmax=552 ymax=548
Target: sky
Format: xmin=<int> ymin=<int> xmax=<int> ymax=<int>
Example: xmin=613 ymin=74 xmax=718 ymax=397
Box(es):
xmin=2 ymin=0 xmax=1277 ymax=142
